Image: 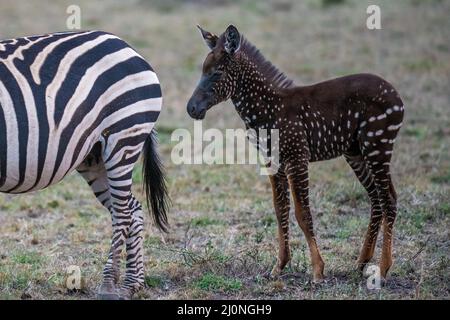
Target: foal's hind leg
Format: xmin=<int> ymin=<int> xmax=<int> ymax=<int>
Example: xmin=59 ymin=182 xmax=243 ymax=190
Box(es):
xmin=362 ymin=145 xmax=398 ymax=279
xmin=269 ymin=170 xmax=291 ymax=277
xmin=344 ymin=154 xmax=383 ymax=270
xmin=367 ymin=162 xmax=397 ymax=279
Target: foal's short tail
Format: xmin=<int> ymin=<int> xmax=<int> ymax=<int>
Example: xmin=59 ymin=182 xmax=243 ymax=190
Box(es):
xmin=142 ymin=130 xmax=170 ymax=232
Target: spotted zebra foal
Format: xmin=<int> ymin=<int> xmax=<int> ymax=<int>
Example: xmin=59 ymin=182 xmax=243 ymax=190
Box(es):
xmin=187 ymin=25 xmax=404 ymax=282
xmin=0 ymin=31 xmax=169 ymax=299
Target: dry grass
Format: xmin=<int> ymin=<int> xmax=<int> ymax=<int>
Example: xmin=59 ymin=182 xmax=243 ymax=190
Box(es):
xmin=0 ymin=0 xmax=449 ymax=299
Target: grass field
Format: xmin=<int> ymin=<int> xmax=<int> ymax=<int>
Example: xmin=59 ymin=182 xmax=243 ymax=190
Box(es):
xmin=0 ymin=0 xmax=449 ymax=299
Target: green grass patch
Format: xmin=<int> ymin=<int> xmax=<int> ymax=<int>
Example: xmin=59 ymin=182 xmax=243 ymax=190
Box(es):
xmin=261 ymin=214 xmax=275 ymax=226
xmin=155 ymin=126 xmax=176 ymax=146
xmin=438 ymin=203 xmax=450 ymax=216
xmin=403 ymin=59 xmax=439 ymax=72
xmin=47 ymin=200 xmax=60 ymax=209
xmin=404 ymin=126 xmax=428 ymax=140
xmin=430 ymin=171 xmax=450 ymax=184
xmin=335 ymin=228 xmax=352 ymax=240
xmin=132 ymin=164 xmax=143 ymax=184
xmin=322 ymin=0 xmax=346 ymax=7
xmin=11 ymin=273 xmax=30 ymax=290
xmin=145 ymin=275 xmax=164 ymax=288
xmin=190 ymin=216 xmax=222 ymax=227
xmin=399 ymin=208 xmax=434 ymax=232
xmin=144 ymin=236 xmax=162 ymax=247
xmin=202 ymin=241 xmax=232 ymax=264
xmin=194 ymin=273 xmax=242 ymax=292
xmin=335 ymin=187 xmax=367 ymax=205
xmin=12 ymin=251 xmax=43 ymax=266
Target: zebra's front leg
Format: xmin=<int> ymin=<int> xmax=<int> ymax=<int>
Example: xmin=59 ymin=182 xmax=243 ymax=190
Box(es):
xmin=269 ymin=170 xmax=291 ymax=277
xmin=117 ymin=196 xmax=145 ymax=300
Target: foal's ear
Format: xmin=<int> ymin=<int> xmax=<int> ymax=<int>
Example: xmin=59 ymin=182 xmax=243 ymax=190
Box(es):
xmin=197 ymin=25 xmax=218 ymax=50
xmin=224 ymin=25 xmax=241 ymax=55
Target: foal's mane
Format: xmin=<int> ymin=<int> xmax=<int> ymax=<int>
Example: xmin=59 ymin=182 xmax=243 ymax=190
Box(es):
xmin=238 ymin=36 xmax=295 ymax=90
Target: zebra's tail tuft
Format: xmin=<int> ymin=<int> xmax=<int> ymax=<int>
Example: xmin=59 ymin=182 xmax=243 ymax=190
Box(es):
xmin=142 ymin=130 xmax=170 ymax=233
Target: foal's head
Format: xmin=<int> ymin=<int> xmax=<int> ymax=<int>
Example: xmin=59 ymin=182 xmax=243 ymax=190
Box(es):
xmin=187 ymin=25 xmax=242 ymax=120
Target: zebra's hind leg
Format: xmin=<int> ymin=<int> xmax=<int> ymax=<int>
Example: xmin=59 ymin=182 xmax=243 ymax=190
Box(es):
xmin=102 ymin=134 xmax=150 ymax=299
xmin=344 ymin=154 xmax=383 ymax=271
xmin=76 ymin=146 xmax=120 ymax=299
xmin=119 ymin=194 xmax=145 ymax=299
xmin=100 ymin=166 xmax=138 ymax=300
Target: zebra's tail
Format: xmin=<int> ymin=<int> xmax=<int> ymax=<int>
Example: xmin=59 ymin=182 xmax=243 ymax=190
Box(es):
xmin=142 ymin=130 xmax=170 ymax=233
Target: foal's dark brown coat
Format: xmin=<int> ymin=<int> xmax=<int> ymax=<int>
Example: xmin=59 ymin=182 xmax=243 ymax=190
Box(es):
xmin=187 ymin=25 xmax=404 ymax=281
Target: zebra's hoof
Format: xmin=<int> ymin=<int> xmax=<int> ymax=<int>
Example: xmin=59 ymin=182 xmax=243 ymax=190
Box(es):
xmin=118 ymin=289 xmax=133 ymax=300
xmin=97 ymin=283 xmax=119 ymax=300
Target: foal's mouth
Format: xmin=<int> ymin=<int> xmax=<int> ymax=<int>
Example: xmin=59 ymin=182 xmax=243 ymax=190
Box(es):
xmin=195 ymin=110 xmax=207 ymax=120
xmin=187 ymin=98 xmax=210 ymax=120
xmin=187 ymin=107 xmax=207 ymax=120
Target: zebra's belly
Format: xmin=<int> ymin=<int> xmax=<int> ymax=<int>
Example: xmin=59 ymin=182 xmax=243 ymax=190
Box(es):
xmin=0 ymin=137 xmax=96 ymax=194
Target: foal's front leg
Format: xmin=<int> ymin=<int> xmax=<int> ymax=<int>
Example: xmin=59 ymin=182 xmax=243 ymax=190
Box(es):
xmin=286 ymin=161 xmax=325 ymax=282
xmin=269 ymin=170 xmax=291 ymax=277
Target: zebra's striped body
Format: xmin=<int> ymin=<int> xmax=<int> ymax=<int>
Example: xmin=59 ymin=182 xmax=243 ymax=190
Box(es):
xmin=0 ymin=31 xmax=169 ymax=299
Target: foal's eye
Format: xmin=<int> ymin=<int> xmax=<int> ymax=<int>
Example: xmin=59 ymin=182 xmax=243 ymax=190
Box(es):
xmin=208 ymin=68 xmax=222 ymax=78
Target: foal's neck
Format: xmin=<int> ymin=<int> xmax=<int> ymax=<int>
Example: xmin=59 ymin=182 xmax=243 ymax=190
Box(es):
xmin=231 ymin=59 xmax=285 ymax=130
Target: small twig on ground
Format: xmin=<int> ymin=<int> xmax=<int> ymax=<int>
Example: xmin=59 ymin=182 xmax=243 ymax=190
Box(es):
xmin=410 ymin=236 xmax=430 ymax=262
xmin=415 ymin=259 xmax=425 ymax=299
xmin=183 ymin=221 xmax=193 ymax=250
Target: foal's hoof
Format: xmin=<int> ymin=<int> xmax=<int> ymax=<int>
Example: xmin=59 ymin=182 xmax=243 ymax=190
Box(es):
xmin=355 ymin=263 xmax=367 ymax=276
xmin=312 ymin=278 xmax=324 ymax=284
xmin=312 ymin=274 xmax=325 ymax=284
xmin=356 ymin=259 xmax=370 ymax=272
xmin=269 ymin=265 xmax=282 ymax=279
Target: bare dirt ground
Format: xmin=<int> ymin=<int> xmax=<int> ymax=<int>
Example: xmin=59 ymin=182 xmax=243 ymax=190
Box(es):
xmin=0 ymin=0 xmax=449 ymax=299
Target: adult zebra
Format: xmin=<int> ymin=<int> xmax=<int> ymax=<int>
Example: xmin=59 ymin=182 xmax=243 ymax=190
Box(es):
xmin=0 ymin=30 xmax=169 ymax=299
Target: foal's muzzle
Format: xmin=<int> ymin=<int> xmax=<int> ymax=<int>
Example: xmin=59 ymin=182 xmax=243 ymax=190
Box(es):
xmin=187 ymin=93 xmax=210 ymax=120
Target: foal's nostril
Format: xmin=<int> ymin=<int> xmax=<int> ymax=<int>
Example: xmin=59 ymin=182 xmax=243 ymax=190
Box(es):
xmin=187 ymin=99 xmax=197 ymax=117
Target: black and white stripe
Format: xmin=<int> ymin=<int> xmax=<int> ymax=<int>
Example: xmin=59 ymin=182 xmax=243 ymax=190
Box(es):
xmin=0 ymin=30 xmax=169 ymax=299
